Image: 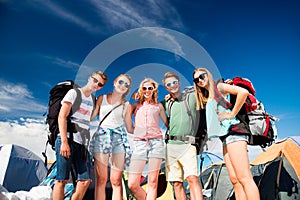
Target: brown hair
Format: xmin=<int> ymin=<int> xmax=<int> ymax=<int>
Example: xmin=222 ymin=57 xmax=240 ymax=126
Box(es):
xmin=162 ymin=72 xmax=180 ymax=86
xmin=92 ymin=70 xmax=108 ymax=83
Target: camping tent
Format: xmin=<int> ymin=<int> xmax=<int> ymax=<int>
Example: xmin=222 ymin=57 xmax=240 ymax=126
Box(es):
xmin=0 ymin=144 xmax=47 ymax=192
xmin=199 ymin=162 xmax=234 ymax=200
xmin=251 ymin=136 xmax=300 ymax=200
xmin=199 ymin=137 xmax=300 ymax=200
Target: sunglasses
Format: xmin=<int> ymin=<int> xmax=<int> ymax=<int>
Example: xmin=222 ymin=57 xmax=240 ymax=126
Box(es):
xmin=165 ymin=80 xmax=179 ymax=87
xmin=193 ymin=73 xmax=207 ymax=83
xmin=118 ymin=79 xmax=130 ymax=88
xmin=91 ymin=76 xmax=105 ymax=87
xmin=142 ymin=86 xmax=154 ymax=91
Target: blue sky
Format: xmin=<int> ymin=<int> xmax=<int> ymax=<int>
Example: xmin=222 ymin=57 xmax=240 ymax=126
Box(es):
xmin=0 ymin=0 xmax=299 ymax=159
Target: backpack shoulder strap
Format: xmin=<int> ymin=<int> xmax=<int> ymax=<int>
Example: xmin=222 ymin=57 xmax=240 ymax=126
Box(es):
xmin=214 ymin=80 xmax=232 ymax=109
xmin=98 ymin=103 xmax=122 ymax=127
xmin=183 ymin=92 xmax=194 ymax=130
xmin=72 ymin=88 xmax=82 ymax=114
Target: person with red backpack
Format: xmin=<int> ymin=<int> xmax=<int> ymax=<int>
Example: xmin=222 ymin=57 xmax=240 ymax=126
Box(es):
xmin=52 ymin=70 xmax=108 ymax=200
xmin=193 ymin=68 xmax=260 ymax=200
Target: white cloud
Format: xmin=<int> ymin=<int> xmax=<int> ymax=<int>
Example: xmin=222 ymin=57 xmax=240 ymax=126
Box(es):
xmin=30 ymin=0 xmax=102 ymax=34
xmin=0 ymin=119 xmax=55 ymax=161
xmin=43 ymin=55 xmax=80 ymax=69
xmin=90 ymin=0 xmax=183 ymax=30
xmin=0 ymin=79 xmax=47 ymax=115
xmin=27 ymin=0 xmax=183 ymax=35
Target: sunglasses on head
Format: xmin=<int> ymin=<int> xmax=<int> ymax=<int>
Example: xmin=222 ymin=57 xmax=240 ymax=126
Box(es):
xmin=193 ymin=73 xmax=207 ymax=83
xmin=118 ymin=79 xmax=130 ymax=88
xmin=91 ymin=76 xmax=105 ymax=87
xmin=142 ymin=86 xmax=154 ymax=91
xmin=165 ymin=80 xmax=179 ymax=87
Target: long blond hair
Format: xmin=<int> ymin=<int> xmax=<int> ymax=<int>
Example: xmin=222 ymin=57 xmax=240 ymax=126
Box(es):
xmin=193 ymin=68 xmax=215 ymax=109
xmin=137 ymin=78 xmax=158 ymax=104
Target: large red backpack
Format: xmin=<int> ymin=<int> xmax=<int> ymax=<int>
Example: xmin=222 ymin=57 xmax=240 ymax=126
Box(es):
xmin=214 ymin=77 xmax=279 ymax=147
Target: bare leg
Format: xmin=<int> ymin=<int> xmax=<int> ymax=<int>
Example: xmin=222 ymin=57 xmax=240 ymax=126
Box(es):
xmin=71 ymin=180 xmax=91 ymax=200
xmin=173 ymin=181 xmax=187 ymax=200
xmin=94 ymin=153 xmax=109 ymax=200
xmin=186 ymin=175 xmax=203 ymax=200
xmin=223 ymin=146 xmax=246 ymax=200
xmin=128 ymin=159 xmax=147 ymax=200
xmin=224 ymin=141 xmax=260 ymax=200
xmin=146 ymin=158 xmax=162 ymax=200
xmin=110 ymin=153 xmax=125 ymax=200
xmin=53 ymin=180 xmax=67 ymax=200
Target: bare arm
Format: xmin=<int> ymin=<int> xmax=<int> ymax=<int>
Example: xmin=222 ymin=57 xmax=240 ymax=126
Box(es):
xmin=58 ymin=101 xmax=72 ymax=158
xmin=159 ymin=102 xmax=169 ymax=128
xmin=124 ymin=103 xmax=134 ymax=134
xmin=217 ymin=82 xmax=249 ymax=119
xmin=90 ymin=95 xmax=103 ymax=121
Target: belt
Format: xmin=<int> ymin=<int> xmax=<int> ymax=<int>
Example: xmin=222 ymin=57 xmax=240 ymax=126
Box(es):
xmin=167 ymin=135 xmax=199 ymax=144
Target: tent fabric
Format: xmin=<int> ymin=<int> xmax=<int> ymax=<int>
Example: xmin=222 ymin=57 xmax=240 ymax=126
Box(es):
xmin=0 ymin=144 xmax=47 ymax=192
xmin=251 ymin=156 xmax=300 ymax=200
xmin=199 ymin=137 xmax=300 ymax=200
xmin=251 ymin=136 xmax=300 ymax=180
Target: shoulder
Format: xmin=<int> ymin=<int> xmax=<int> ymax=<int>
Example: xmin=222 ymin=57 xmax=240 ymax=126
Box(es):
xmin=62 ymin=89 xmax=77 ymax=103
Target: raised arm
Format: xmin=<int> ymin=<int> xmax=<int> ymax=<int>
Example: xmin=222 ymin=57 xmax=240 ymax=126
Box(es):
xmin=217 ymin=82 xmax=249 ymax=119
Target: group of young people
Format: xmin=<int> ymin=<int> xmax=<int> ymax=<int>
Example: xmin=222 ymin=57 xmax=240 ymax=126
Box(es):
xmin=52 ymin=68 xmax=260 ymax=200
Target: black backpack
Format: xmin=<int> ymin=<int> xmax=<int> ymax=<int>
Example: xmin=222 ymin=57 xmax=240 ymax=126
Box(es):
xmin=45 ymin=80 xmax=96 ymax=150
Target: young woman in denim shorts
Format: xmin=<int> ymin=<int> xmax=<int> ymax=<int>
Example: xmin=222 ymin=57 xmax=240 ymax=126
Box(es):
xmin=193 ymin=68 xmax=260 ymax=200
xmin=89 ymin=74 xmax=133 ymax=200
xmin=127 ymin=78 xmax=168 ymax=200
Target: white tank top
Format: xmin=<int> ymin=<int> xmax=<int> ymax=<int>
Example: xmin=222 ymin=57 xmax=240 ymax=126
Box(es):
xmin=99 ymin=95 xmax=128 ymax=128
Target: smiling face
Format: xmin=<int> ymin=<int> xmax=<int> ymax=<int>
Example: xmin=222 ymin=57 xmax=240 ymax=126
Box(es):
xmin=193 ymin=70 xmax=208 ymax=88
xmin=114 ymin=75 xmax=131 ymax=94
xmin=142 ymin=81 xmax=154 ymax=100
xmin=164 ymin=76 xmax=180 ymax=94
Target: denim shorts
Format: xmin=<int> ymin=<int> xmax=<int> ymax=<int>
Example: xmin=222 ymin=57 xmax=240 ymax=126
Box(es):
xmin=90 ymin=132 xmax=125 ymax=154
xmin=222 ymin=134 xmax=249 ymax=147
xmin=131 ymin=138 xmax=165 ymax=160
xmin=55 ymin=136 xmax=90 ymax=181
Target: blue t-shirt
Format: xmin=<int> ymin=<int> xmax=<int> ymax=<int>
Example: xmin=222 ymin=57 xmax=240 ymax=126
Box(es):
xmin=206 ymin=96 xmax=240 ymax=138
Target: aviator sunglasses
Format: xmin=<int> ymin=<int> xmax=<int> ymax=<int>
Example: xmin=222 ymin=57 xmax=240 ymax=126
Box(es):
xmin=165 ymin=80 xmax=179 ymax=87
xmin=193 ymin=73 xmax=207 ymax=83
xmin=142 ymin=86 xmax=154 ymax=91
xmin=91 ymin=76 xmax=105 ymax=87
xmin=118 ymin=79 xmax=130 ymax=88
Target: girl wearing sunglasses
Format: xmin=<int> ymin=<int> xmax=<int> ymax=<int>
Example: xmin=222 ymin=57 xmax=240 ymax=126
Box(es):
xmin=128 ymin=78 xmax=168 ymax=200
xmin=193 ymin=68 xmax=259 ymax=200
xmin=89 ymin=74 xmax=133 ymax=200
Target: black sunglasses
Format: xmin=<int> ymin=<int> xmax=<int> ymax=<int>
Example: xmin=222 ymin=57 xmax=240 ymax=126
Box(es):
xmin=118 ymin=79 xmax=130 ymax=88
xmin=142 ymin=86 xmax=154 ymax=91
xmin=91 ymin=76 xmax=105 ymax=87
xmin=193 ymin=73 xmax=207 ymax=83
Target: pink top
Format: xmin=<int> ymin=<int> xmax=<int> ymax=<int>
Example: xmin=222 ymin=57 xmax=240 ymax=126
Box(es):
xmin=133 ymin=101 xmax=162 ymax=140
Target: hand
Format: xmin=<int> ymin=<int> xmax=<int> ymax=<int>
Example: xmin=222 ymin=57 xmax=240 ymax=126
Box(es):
xmin=218 ymin=111 xmax=233 ymax=121
xmin=60 ymin=142 xmax=71 ymax=158
xmin=165 ymin=94 xmax=171 ymax=101
xmin=224 ymin=79 xmax=233 ymax=85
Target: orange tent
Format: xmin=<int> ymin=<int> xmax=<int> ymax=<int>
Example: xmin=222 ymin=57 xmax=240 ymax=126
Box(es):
xmin=251 ymin=137 xmax=300 ymax=180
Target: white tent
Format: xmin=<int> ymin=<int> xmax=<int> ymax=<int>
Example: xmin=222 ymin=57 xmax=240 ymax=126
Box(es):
xmin=0 ymin=144 xmax=47 ymax=192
